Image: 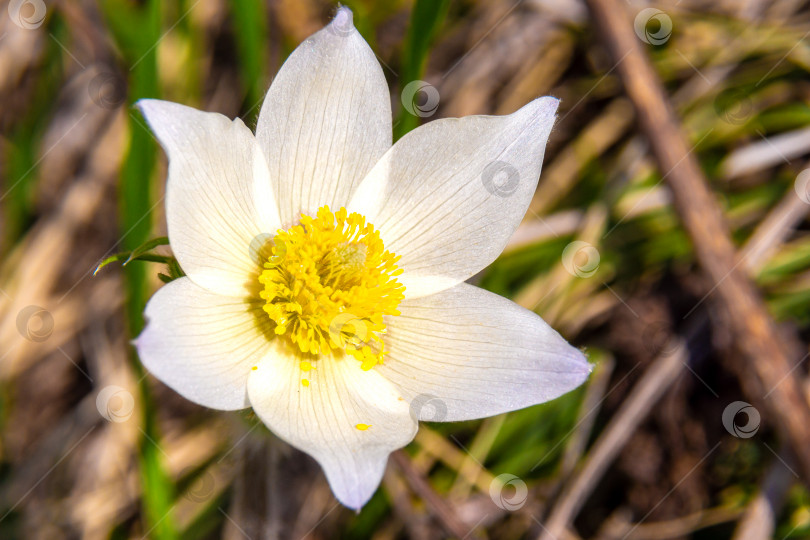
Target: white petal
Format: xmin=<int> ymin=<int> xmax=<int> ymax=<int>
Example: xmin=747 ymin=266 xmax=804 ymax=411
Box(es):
xmin=247 ymin=350 xmax=417 ymax=510
xmin=255 ymin=7 xmax=392 ymax=226
xmin=138 ymin=99 xmax=280 ymax=297
xmin=378 ymin=282 xmax=590 ymax=422
xmin=135 ymin=277 xmax=274 ymax=410
xmin=349 ymin=97 xmax=559 ymax=298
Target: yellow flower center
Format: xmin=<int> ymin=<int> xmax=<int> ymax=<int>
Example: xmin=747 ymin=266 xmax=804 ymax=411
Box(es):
xmin=258 ymin=206 xmax=405 ymax=370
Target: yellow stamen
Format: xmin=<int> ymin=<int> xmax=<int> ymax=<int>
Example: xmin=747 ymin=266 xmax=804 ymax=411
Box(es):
xmin=301 ymin=379 xmax=310 ymax=387
xmin=355 ymin=423 xmax=371 ymax=431
xmin=258 ymin=206 xmax=404 ymax=369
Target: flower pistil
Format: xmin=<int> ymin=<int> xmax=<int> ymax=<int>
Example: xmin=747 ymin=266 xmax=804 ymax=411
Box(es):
xmin=258 ymin=206 xmax=404 ymax=370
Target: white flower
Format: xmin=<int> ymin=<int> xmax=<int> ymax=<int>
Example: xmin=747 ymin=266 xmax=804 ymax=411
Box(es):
xmin=134 ymin=7 xmax=590 ymax=510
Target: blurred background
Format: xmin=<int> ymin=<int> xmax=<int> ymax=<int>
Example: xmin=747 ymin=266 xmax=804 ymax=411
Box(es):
xmin=2 ymin=0 xmax=810 ymax=538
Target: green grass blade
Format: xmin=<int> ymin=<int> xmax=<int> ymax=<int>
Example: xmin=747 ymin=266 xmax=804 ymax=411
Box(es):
xmin=228 ymin=0 xmax=268 ymax=114
xmin=394 ymin=0 xmax=450 ymax=140
xmin=98 ymin=0 xmax=178 ymax=537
